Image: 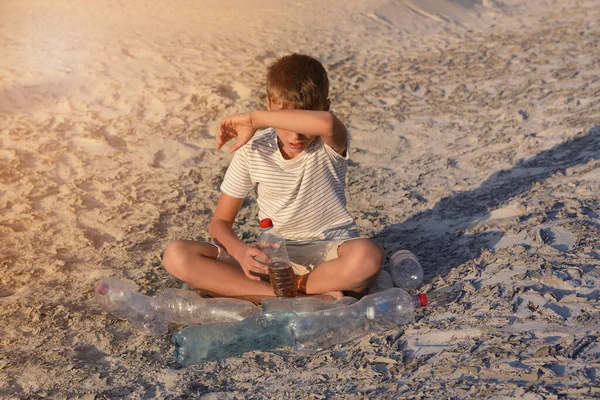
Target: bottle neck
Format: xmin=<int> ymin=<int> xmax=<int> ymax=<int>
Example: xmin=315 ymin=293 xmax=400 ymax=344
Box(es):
xmin=414 ymin=294 xmax=428 ymax=308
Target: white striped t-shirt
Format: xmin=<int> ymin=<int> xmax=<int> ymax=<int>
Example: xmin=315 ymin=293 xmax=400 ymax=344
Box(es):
xmin=220 ymin=128 xmax=359 ymax=242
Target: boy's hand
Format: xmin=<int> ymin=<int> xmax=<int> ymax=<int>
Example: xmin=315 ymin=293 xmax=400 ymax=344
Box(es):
xmin=217 ymin=113 xmax=256 ymax=153
xmin=232 ymin=243 xmax=270 ymax=281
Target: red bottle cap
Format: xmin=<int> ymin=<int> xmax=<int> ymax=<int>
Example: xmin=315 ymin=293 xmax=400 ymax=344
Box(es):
xmin=96 ymin=281 xmax=109 ymax=295
xmin=259 ymin=218 xmax=273 ymax=228
xmin=417 ymin=293 xmax=428 ymax=307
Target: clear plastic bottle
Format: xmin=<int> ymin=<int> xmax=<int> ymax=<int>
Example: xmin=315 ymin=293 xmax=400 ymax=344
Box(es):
xmin=95 ymin=278 xmax=261 ymax=334
xmin=95 ymin=277 xmax=170 ymax=335
xmin=171 ymin=311 xmax=296 ymax=365
xmin=155 ymin=288 xmax=260 ymax=324
xmin=389 ymin=250 xmax=424 ymax=291
xmin=288 ymin=288 xmax=427 ymax=354
xmin=262 ymin=296 xmax=357 ymax=315
xmin=367 ymin=269 xmax=394 ymax=294
xmin=258 ymin=218 xmax=297 ymax=297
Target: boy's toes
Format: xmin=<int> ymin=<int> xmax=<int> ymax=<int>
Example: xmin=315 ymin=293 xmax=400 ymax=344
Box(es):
xmin=315 ymin=290 xmax=344 ymax=302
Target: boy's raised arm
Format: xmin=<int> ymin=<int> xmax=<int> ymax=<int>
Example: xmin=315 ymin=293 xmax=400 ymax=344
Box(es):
xmin=250 ymin=110 xmax=348 ymax=155
xmin=217 ymin=110 xmax=348 ymax=155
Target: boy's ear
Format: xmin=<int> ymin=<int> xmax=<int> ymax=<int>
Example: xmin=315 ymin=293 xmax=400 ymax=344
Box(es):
xmin=324 ymin=98 xmax=330 ymax=111
xmin=266 ymin=97 xmax=272 ymax=111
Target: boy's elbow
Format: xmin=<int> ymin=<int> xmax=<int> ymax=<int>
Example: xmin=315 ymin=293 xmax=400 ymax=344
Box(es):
xmin=208 ymin=218 xmax=219 ymax=239
xmin=208 ymin=216 xmax=234 ymax=239
xmin=321 ymin=112 xmax=336 ymax=137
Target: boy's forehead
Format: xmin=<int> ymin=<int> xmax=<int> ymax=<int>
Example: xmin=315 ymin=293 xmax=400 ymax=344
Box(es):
xmin=269 ymin=101 xmax=295 ymax=111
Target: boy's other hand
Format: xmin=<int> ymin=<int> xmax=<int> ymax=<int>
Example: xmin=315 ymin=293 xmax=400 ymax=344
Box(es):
xmin=217 ymin=113 xmax=256 ymax=153
xmin=232 ymin=243 xmax=270 ymax=281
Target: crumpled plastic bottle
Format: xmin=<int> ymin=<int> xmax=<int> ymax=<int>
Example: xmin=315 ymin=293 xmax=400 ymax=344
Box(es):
xmin=95 ymin=277 xmax=169 ymax=335
xmin=156 ymin=288 xmax=260 ymax=325
xmin=95 ymin=277 xmax=260 ymax=334
xmin=288 ymin=288 xmax=427 ymax=354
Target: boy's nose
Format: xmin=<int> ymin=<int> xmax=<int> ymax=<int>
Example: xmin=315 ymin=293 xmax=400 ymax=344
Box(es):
xmin=293 ymin=133 xmax=308 ymax=141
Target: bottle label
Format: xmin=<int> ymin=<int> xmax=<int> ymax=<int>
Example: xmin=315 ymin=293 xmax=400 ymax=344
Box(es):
xmin=367 ymin=299 xmax=390 ymax=320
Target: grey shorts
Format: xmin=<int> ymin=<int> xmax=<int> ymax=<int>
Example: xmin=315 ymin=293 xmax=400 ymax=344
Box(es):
xmin=208 ymin=238 xmax=361 ymax=275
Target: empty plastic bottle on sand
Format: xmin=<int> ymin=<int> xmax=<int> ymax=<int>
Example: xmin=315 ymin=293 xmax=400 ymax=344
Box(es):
xmin=95 ymin=278 xmax=261 ymax=334
xmin=259 ymin=218 xmax=297 ymax=297
xmin=155 ymin=288 xmax=260 ymax=325
xmin=367 ymin=269 xmax=394 ymax=294
xmin=95 ymin=277 xmax=170 ymax=335
xmin=288 ymin=288 xmax=427 ymax=354
xmin=262 ymin=296 xmax=357 ymax=315
xmin=389 ymin=250 xmax=423 ymax=291
xmin=171 ymin=311 xmax=296 ymax=364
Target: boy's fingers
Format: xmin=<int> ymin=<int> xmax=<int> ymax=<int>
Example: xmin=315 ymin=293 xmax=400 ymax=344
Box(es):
xmin=245 ymin=266 xmax=265 ymax=280
xmin=230 ymin=138 xmax=247 ymax=153
xmin=253 ymin=250 xmax=271 ymax=264
xmin=216 ymin=125 xmax=224 ymax=149
xmin=252 ymin=259 xmax=269 ymax=273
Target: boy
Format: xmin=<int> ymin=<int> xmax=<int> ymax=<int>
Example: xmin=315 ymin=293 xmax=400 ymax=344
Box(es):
xmin=163 ymin=54 xmax=383 ymax=303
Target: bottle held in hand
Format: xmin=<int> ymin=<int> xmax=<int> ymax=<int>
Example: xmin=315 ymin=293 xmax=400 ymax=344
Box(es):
xmin=389 ymin=250 xmax=424 ymax=291
xmin=259 ymin=218 xmax=297 ymax=297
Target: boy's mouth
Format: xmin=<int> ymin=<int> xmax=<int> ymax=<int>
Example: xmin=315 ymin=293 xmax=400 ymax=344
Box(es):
xmin=288 ymin=143 xmax=304 ymax=150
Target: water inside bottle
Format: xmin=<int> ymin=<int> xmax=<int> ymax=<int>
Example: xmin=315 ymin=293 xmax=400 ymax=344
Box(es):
xmin=268 ymin=261 xmax=298 ymax=297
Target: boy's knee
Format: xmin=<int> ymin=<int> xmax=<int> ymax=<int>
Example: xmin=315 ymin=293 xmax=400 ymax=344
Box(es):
xmin=163 ymin=240 xmax=191 ymax=275
xmin=162 ymin=240 xmax=218 ymax=278
xmin=341 ymin=239 xmax=384 ymax=278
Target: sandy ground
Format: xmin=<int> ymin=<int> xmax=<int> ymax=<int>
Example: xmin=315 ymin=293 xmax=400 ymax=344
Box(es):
xmin=1 ymin=0 xmax=600 ymax=398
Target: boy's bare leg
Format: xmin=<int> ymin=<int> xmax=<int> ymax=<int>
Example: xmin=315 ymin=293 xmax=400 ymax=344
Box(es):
xmin=163 ymin=240 xmax=344 ymax=303
xmin=163 ymin=240 xmax=276 ymax=303
xmin=303 ymin=239 xmax=384 ymax=295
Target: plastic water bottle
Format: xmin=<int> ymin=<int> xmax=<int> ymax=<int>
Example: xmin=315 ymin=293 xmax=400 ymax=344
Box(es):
xmin=171 ymin=311 xmax=296 ymax=364
xmin=288 ymin=288 xmax=427 ymax=354
xmin=95 ymin=277 xmax=169 ymax=335
xmin=155 ymin=288 xmax=260 ymax=324
xmin=258 ymin=218 xmax=297 ymax=297
xmin=367 ymin=270 xmax=394 ymax=294
xmin=95 ymin=278 xmax=261 ymax=334
xmin=262 ymin=296 xmax=357 ymax=315
xmin=389 ymin=250 xmax=423 ymax=290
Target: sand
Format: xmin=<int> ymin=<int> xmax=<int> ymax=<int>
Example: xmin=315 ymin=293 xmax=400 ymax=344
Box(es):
xmin=1 ymin=0 xmax=600 ymax=398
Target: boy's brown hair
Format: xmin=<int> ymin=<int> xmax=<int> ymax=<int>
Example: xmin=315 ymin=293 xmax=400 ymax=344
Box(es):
xmin=266 ymin=54 xmax=329 ymax=111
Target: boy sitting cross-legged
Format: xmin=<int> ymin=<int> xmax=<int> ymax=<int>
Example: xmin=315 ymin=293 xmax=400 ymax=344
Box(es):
xmin=163 ymin=53 xmax=384 ymax=303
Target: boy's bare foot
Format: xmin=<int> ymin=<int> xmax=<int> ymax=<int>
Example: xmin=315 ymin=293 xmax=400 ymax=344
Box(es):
xmin=302 ymin=290 xmax=344 ymax=302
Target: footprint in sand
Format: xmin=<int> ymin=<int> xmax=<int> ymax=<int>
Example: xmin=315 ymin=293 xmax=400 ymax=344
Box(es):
xmin=150 ymin=150 xmax=165 ymax=168
xmin=215 ymin=84 xmax=240 ymax=102
xmin=99 ymin=126 xmax=128 ymax=151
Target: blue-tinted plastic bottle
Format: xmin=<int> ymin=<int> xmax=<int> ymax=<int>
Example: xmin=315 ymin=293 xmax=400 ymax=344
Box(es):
xmin=171 ymin=311 xmax=296 ymax=364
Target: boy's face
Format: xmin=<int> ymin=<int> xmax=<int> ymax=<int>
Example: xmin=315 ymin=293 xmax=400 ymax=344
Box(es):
xmin=268 ymin=101 xmax=319 ymax=159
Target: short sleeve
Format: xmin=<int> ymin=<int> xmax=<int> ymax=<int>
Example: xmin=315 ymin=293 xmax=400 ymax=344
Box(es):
xmin=322 ymin=134 xmax=350 ymax=162
xmin=220 ymin=146 xmax=253 ymax=199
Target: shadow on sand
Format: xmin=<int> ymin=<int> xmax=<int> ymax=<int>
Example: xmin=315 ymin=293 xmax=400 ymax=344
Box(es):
xmin=374 ymin=125 xmax=600 ymax=283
